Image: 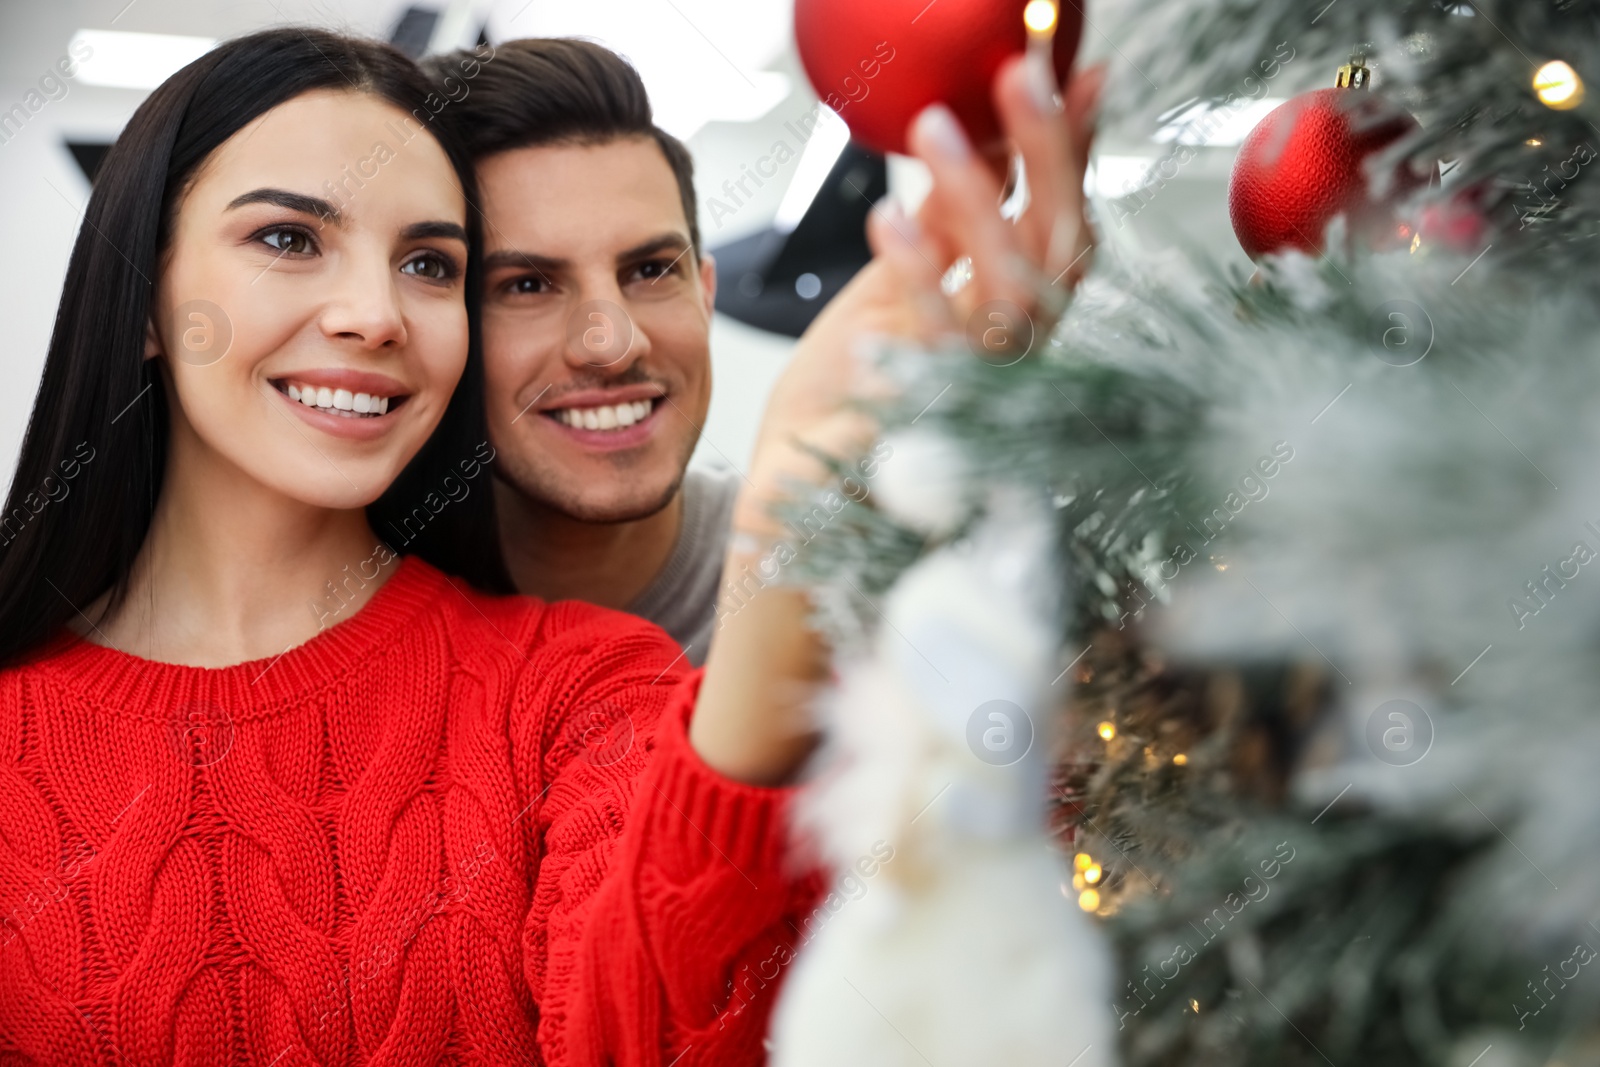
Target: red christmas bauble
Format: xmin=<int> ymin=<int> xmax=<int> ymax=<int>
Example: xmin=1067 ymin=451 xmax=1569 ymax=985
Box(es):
xmin=1229 ymin=88 xmax=1427 ymax=259
xmin=794 ymin=0 xmax=1083 ymax=157
xmin=1417 ymin=184 xmax=1493 ymax=255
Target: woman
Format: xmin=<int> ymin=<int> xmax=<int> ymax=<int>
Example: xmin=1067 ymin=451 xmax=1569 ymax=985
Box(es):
xmin=0 ymin=25 xmax=1098 ymax=1067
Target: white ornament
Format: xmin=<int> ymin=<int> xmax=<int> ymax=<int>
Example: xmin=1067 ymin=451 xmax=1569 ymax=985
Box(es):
xmin=872 ymin=428 xmax=972 ymax=538
xmin=771 ymin=491 xmax=1116 ymax=1067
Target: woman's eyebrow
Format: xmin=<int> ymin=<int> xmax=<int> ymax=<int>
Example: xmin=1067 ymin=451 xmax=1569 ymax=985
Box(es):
xmin=223 ymin=192 xmax=466 ymax=246
xmin=226 ymin=188 xmax=342 ymax=224
xmin=402 ymin=220 xmax=469 ymax=244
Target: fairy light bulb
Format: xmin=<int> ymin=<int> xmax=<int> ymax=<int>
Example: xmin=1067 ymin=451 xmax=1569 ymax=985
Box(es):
xmin=1023 ymin=0 xmax=1060 ymax=114
xmin=1172 ymin=753 xmax=1189 ymax=766
xmin=1097 ymin=721 xmax=1117 ymax=741
xmin=1084 ymin=863 xmax=1103 ymax=884
xmin=1024 ymin=0 xmax=1059 ymax=36
xmin=1074 ymin=852 xmax=1093 ymax=870
xmin=1078 ymin=888 xmax=1100 ymax=911
xmin=1534 ymin=60 xmax=1584 ymax=110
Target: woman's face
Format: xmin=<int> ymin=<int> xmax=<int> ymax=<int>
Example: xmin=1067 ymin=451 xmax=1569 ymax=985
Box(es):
xmin=150 ymin=88 xmax=469 ymax=509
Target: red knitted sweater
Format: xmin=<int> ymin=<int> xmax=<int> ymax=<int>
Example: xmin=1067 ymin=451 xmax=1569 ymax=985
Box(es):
xmin=0 ymin=557 xmax=815 ymax=1066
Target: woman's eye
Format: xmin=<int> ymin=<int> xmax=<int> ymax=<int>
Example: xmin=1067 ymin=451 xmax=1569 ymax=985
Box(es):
xmin=260 ymin=227 xmax=314 ymax=255
xmin=402 ymin=253 xmax=456 ymax=281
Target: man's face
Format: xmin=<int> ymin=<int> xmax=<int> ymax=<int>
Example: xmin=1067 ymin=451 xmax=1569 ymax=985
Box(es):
xmin=478 ymin=137 xmax=715 ymax=523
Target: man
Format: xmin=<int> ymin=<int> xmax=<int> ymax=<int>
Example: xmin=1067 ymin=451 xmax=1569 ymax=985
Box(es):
xmin=423 ymin=39 xmax=734 ymax=666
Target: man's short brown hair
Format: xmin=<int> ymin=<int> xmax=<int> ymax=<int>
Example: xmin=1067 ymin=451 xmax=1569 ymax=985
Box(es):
xmin=422 ymin=39 xmax=700 ymax=257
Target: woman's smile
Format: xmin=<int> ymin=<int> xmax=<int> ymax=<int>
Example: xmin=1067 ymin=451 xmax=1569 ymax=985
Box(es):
xmin=268 ymin=367 xmax=413 ymax=440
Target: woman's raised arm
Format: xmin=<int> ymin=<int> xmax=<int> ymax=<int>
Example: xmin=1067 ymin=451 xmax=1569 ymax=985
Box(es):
xmin=691 ymin=54 xmax=1104 ymax=787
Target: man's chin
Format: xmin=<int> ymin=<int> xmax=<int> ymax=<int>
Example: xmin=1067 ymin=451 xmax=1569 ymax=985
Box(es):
xmin=507 ymin=474 xmax=685 ymax=526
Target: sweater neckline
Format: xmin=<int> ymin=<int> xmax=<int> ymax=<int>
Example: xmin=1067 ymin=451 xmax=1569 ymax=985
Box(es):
xmin=27 ymin=555 xmax=450 ymax=722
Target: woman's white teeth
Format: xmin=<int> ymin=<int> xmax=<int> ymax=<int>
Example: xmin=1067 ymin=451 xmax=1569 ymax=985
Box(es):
xmin=559 ymin=399 xmax=653 ymax=431
xmin=284 ymin=382 xmax=391 ymax=417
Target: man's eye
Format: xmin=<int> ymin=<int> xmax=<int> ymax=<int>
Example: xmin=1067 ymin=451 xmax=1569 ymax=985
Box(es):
xmin=634 ymin=258 xmax=682 ymax=282
xmin=510 ymin=276 xmax=548 ymax=294
xmin=259 ymin=227 xmax=315 ymax=255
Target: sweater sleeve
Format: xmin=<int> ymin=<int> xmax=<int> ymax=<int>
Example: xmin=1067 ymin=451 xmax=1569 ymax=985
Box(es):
xmin=512 ymin=606 xmax=822 ymax=1067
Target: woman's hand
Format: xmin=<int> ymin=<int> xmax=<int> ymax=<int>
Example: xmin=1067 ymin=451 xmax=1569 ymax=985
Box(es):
xmin=736 ymin=53 xmax=1103 ymax=541
xmin=692 ymin=52 xmax=1105 ymax=786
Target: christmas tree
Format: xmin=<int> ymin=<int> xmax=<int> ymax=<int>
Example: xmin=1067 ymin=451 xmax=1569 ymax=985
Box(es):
xmin=781 ymin=2 xmax=1600 ymax=1064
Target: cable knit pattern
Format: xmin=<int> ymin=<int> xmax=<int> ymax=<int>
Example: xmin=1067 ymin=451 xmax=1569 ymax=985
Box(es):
xmin=0 ymin=557 xmax=817 ymax=1066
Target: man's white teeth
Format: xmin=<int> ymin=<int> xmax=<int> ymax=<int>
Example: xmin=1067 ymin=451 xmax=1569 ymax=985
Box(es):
xmin=557 ymin=399 xmax=654 ymax=431
xmin=285 ymin=382 xmax=390 ymax=416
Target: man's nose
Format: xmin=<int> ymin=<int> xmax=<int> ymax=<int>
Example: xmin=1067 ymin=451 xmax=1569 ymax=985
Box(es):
xmin=561 ymin=278 xmax=649 ymax=375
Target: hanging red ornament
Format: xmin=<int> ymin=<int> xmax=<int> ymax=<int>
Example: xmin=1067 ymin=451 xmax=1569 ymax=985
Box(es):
xmin=1229 ymin=60 xmax=1428 ymax=259
xmin=1417 ymin=184 xmax=1494 ymax=254
xmin=794 ymin=0 xmax=1083 ymax=157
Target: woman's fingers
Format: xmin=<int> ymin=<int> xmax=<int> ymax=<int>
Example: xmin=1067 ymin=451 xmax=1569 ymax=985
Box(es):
xmin=1056 ymin=64 xmax=1105 ymax=290
xmin=992 ymin=52 xmax=1070 ymax=264
xmin=1065 ymin=64 xmax=1105 ymax=173
xmin=907 ymin=104 xmax=1031 ymax=311
xmin=992 ymin=55 xmax=1104 ymax=291
xmin=866 ymin=201 xmax=958 ymax=341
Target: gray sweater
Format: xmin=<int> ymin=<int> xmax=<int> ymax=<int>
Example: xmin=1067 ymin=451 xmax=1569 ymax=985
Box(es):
xmin=625 ymin=466 xmax=739 ymax=667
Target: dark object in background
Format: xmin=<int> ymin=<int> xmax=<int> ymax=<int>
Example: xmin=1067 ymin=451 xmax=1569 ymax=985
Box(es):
xmin=389 ymin=6 xmax=443 ymax=60
xmin=711 ymin=143 xmax=885 ymax=338
xmin=65 ymin=140 xmax=112 ymax=184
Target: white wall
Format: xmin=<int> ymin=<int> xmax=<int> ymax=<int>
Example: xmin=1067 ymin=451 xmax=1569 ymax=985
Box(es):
xmin=0 ymin=0 xmax=1248 ymax=487
xmin=0 ymin=0 xmax=804 ymax=491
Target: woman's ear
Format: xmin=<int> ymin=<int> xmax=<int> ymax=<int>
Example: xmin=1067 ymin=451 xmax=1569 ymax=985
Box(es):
xmin=143 ymin=315 xmax=162 ymax=361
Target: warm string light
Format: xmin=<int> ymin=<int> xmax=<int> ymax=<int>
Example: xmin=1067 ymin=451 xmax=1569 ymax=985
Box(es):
xmin=1172 ymin=752 xmax=1189 ymax=766
xmin=1072 ymin=850 xmax=1104 ymax=902
xmin=1534 ymin=60 xmax=1585 ymax=110
xmin=1024 ymin=0 xmax=1059 ymax=37
xmin=1097 ymin=721 xmax=1117 ymax=741
xmin=1024 ymin=1 xmax=1060 ymax=114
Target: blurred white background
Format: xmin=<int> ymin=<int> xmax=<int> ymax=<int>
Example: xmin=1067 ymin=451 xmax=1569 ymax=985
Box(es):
xmin=0 ymin=0 xmax=1247 ymax=487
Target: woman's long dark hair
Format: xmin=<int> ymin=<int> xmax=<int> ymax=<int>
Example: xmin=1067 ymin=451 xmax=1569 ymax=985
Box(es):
xmin=0 ymin=27 xmax=511 ymax=668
